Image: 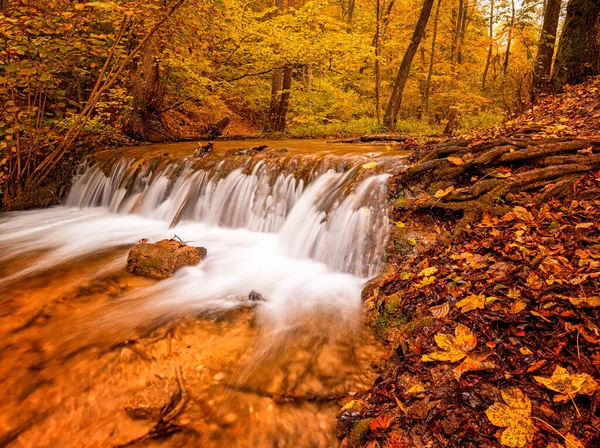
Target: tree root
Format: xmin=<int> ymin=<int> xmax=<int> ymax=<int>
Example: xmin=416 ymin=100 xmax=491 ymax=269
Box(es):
xmin=395 ymin=136 xmax=600 ymax=236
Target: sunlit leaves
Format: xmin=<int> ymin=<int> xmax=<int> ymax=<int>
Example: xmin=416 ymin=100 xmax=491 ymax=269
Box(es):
xmin=534 ymin=365 xmax=598 ymax=403
xmin=422 ymin=323 xmax=477 ymax=362
xmin=486 ymin=387 xmax=535 ymax=448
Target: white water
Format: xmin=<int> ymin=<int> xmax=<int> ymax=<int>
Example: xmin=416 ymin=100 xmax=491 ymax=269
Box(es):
xmin=0 ymin=153 xmax=392 ymax=328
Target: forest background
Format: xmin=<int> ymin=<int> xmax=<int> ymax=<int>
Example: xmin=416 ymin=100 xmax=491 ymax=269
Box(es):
xmin=0 ymin=0 xmax=598 ymax=208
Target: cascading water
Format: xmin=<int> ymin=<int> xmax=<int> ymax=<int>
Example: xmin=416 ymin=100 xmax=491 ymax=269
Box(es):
xmin=0 ymin=141 xmax=409 ymax=448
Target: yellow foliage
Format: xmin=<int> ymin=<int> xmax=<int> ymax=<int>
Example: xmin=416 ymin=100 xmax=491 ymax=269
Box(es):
xmin=485 ymin=387 xmax=535 ymax=448
xmin=534 ymin=365 xmax=598 ymax=403
xmin=422 ymin=323 xmax=477 ymax=363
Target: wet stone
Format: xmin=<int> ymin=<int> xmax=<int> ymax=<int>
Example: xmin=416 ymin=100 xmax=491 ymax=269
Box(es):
xmin=126 ymin=239 xmax=207 ymax=279
xmin=125 ymin=380 xmax=177 ymax=420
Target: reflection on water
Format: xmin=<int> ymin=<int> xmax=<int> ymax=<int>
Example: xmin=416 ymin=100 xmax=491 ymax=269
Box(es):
xmin=0 ymin=140 xmax=402 ymax=447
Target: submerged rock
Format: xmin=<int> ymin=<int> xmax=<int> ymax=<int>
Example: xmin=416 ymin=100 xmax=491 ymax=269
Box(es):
xmin=126 ymin=239 xmax=207 ymax=279
xmin=125 ymin=380 xmax=177 ymax=420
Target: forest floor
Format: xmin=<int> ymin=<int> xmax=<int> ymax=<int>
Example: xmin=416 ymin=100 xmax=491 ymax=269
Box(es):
xmin=338 ymin=78 xmax=600 ymax=447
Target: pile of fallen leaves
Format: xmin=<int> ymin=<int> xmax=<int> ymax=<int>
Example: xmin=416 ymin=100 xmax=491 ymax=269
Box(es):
xmin=339 ymin=79 xmax=600 ymax=448
xmin=339 ymin=171 xmax=600 ymax=447
xmin=469 ymin=76 xmax=600 ymax=142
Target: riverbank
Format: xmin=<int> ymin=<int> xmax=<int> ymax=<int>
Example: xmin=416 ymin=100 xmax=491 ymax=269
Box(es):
xmin=339 ymin=78 xmax=600 ymax=448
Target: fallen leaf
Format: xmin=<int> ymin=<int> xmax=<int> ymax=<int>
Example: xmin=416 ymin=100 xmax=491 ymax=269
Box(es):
xmin=456 ymin=294 xmax=485 ymax=313
xmin=534 ymin=365 xmax=598 ymax=403
xmin=486 ymin=387 xmax=535 ymax=448
xmin=453 ymin=350 xmax=495 ymax=378
xmin=414 ymin=275 xmax=435 ymax=288
xmin=361 ymin=161 xmax=377 ymax=169
xmin=369 ymin=414 xmax=392 ymax=433
xmin=564 ymin=433 xmax=585 ymax=448
xmin=406 ymin=383 xmax=426 ymax=395
xmin=447 ymin=156 xmax=464 ymax=165
xmin=513 ymin=206 xmax=534 ymax=221
xmin=434 ymin=185 xmax=454 ymax=199
xmin=509 ymin=299 xmax=527 ymax=314
xmin=429 ymin=302 xmax=450 ymax=318
xmin=418 ymin=266 xmax=438 ymax=277
xmin=422 ymin=323 xmax=477 ymax=363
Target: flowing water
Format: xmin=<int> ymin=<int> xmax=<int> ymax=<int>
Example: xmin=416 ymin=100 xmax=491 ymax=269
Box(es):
xmin=0 ymin=139 xmax=409 ymax=447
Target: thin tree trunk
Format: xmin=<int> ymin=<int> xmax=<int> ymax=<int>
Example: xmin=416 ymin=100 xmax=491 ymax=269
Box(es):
xmin=375 ymin=0 xmax=382 ymax=123
xmin=457 ymin=0 xmax=469 ymax=65
xmin=124 ymin=0 xmax=167 ymax=142
xmin=423 ymin=0 xmax=442 ymax=120
xmin=481 ymin=0 xmax=494 ymax=91
xmin=503 ymin=0 xmax=515 ymax=77
xmin=347 ymin=0 xmax=356 ymax=24
xmin=531 ymin=0 xmax=562 ymax=100
xmin=383 ymin=0 xmax=435 ymax=130
xmin=451 ymin=0 xmax=464 ymax=69
xmin=551 ymin=0 xmax=600 ymax=89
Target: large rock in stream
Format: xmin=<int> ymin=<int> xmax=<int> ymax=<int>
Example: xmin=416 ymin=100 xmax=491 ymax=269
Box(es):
xmin=126 ymin=239 xmax=207 ymax=279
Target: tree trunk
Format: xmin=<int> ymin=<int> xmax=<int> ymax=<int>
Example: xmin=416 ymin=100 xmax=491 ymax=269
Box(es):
xmin=374 ymin=0 xmax=382 ymax=123
xmin=383 ymin=0 xmax=435 ymax=130
xmin=347 ymin=0 xmax=356 ymax=24
xmin=265 ymin=0 xmax=294 ymax=132
xmin=125 ymin=0 xmax=167 ymax=142
xmin=551 ymin=0 xmax=600 ymax=89
xmin=451 ymin=0 xmax=464 ymax=69
xmin=481 ymin=0 xmax=494 ymax=91
xmin=457 ymin=0 xmax=469 ymax=65
xmin=423 ymin=0 xmax=442 ymax=120
xmin=531 ymin=0 xmax=562 ymax=100
xmin=503 ymin=0 xmax=515 ymax=77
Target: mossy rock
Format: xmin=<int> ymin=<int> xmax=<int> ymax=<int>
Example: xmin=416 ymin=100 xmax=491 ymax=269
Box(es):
xmin=126 ymin=239 xmax=207 ymax=279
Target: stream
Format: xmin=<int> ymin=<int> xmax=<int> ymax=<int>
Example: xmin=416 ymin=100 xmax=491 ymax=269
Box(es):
xmin=0 ymin=139 xmax=409 ymax=447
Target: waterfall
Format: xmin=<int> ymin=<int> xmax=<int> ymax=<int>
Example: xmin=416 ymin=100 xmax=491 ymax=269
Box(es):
xmin=65 ymin=156 xmax=391 ymax=278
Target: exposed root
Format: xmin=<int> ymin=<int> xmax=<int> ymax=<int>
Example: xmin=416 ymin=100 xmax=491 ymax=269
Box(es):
xmin=394 ymin=135 xmax=600 ymax=235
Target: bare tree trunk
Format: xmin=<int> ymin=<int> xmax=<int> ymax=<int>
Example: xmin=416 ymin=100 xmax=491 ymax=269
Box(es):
xmin=451 ymin=0 xmax=464 ymax=70
xmin=347 ymin=0 xmax=356 ymax=24
xmin=481 ymin=0 xmax=494 ymax=91
xmin=124 ymin=0 xmax=167 ymax=142
xmin=503 ymin=0 xmax=515 ymax=77
xmin=383 ymin=0 xmax=435 ymax=130
xmin=374 ymin=0 xmax=383 ymax=123
xmin=457 ymin=0 xmax=470 ymax=65
xmin=531 ymin=0 xmax=562 ymax=100
xmin=423 ymin=0 xmax=442 ymax=120
xmin=265 ymin=0 xmax=294 ymax=132
xmin=551 ymin=0 xmax=600 ymax=89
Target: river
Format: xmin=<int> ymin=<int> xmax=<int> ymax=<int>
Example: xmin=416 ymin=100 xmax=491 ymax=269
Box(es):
xmin=0 ymin=139 xmax=409 ymax=447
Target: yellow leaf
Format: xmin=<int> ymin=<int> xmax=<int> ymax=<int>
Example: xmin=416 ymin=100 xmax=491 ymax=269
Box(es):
xmin=519 ymin=347 xmax=533 ymax=355
xmin=509 ymin=299 xmax=527 ymax=314
xmin=406 ymin=384 xmax=426 ymax=394
xmin=447 ymin=156 xmax=464 ymax=165
xmin=486 ymin=387 xmax=535 ymax=448
xmin=418 ymin=266 xmax=438 ymax=277
xmin=434 ymin=185 xmax=455 ymax=199
xmin=564 ymin=433 xmax=585 ymax=448
xmin=414 ymin=275 xmax=435 ymax=288
xmin=361 ymin=161 xmax=377 ymax=170
xmin=490 ymin=170 xmax=512 ymax=178
xmin=566 ymin=296 xmax=600 ymax=307
xmin=534 ymin=365 xmax=598 ymax=402
xmin=422 ymin=324 xmax=476 ymax=363
xmin=456 ymin=294 xmax=485 ymax=313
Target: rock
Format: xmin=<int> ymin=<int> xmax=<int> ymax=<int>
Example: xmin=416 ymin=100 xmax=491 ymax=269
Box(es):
xmin=248 ymin=290 xmax=265 ymax=302
xmin=126 ymin=239 xmax=207 ymax=279
xmin=125 ymin=380 xmax=177 ymax=420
